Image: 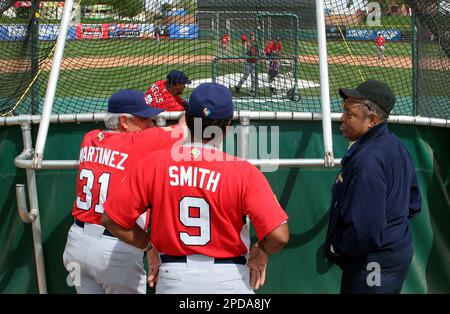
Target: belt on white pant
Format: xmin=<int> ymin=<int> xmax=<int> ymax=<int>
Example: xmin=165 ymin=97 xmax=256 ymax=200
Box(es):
xmin=74 ymin=219 xmax=116 ymax=238
xmin=160 ymin=254 xmax=247 ymax=265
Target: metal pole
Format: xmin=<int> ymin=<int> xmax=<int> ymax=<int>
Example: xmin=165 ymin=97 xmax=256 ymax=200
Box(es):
xmin=18 ymin=122 xmax=48 ymax=294
xmin=32 ymin=0 xmax=75 ymax=169
xmin=255 ymin=16 xmax=260 ymax=97
xmin=238 ymin=115 xmax=250 ymax=159
xmin=315 ymin=0 xmax=334 ymax=167
xmin=248 ymin=158 xmax=342 ymax=168
xmin=293 ymin=14 xmax=299 ymax=95
xmin=2 ymin=112 xmax=450 ymax=128
xmin=212 ymin=58 xmax=218 ymax=83
xmin=412 ymin=12 xmax=419 ymax=116
xmin=31 ymin=0 xmax=40 ymax=115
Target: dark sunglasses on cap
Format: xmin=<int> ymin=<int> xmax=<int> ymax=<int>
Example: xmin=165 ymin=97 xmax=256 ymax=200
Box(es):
xmin=342 ymin=98 xmax=375 ymax=112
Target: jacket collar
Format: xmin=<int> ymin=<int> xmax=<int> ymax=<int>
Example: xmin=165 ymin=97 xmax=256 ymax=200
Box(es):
xmin=341 ymin=122 xmax=389 ymax=166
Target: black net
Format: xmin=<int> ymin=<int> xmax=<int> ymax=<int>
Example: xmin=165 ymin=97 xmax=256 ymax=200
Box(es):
xmin=0 ymin=0 xmax=448 ymax=117
xmin=406 ymin=0 xmax=450 ymax=119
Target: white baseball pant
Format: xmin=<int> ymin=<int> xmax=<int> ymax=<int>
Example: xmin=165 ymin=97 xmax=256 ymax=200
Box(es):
xmin=155 ymin=254 xmax=254 ymax=294
xmin=63 ymin=222 xmax=146 ymax=294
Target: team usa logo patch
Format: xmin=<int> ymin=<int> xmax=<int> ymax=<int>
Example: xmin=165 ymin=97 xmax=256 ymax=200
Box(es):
xmin=145 ymin=94 xmax=153 ymax=105
xmin=190 ymin=148 xmax=201 ymax=158
xmin=97 ymin=132 xmax=104 ymax=141
xmin=202 ymin=107 xmax=211 ymax=117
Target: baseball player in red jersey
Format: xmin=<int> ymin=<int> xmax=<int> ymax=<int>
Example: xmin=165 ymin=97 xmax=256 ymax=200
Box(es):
xmin=102 ymin=83 xmax=289 ymax=294
xmin=264 ymin=37 xmax=275 ymax=56
xmin=222 ymin=33 xmax=230 ymax=50
xmin=63 ymin=89 xmax=186 ymax=294
xmin=264 ymin=37 xmax=282 ymax=57
xmin=274 ymin=37 xmax=282 ymax=54
xmin=144 ymin=70 xmax=191 ymax=112
xmin=374 ymin=33 xmax=385 ymax=61
xmin=264 ymin=37 xmax=282 ymax=95
xmin=241 ymin=33 xmax=248 ymax=46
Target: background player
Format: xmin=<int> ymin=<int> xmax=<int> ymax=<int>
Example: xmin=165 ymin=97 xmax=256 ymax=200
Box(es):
xmin=145 ymin=70 xmax=191 ymax=111
xmin=235 ymin=35 xmax=258 ymax=96
xmin=63 ymin=89 xmax=186 ymax=294
xmin=240 ymin=33 xmax=248 ymax=55
xmin=222 ymin=32 xmax=230 ymax=51
xmin=374 ymin=32 xmax=385 ymax=61
xmin=264 ymin=36 xmax=282 ymax=95
xmin=102 ymin=83 xmax=289 ymax=294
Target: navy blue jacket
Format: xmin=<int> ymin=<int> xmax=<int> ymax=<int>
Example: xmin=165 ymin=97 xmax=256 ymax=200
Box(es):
xmin=324 ymin=122 xmax=421 ymax=269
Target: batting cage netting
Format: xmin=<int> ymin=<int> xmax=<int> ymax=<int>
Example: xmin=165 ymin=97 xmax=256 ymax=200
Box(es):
xmin=0 ymin=0 xmax=448 ymax=117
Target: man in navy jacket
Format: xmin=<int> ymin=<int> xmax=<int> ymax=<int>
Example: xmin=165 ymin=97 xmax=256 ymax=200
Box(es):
xmin=324 ymin=80 xmax=421 ymax=294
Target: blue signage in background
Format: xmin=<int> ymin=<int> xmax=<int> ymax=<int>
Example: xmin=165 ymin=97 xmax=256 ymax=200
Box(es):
xmin=166 ymin=9 xmax=187 ymax=16
xmin=0 ymin=26 xmax=7 ymax=40
xmin=168 ymin=24 xmax=198 ymax=39
xmin=109 ymin=24 xmax=142 ymax=38
xmin=67 ymin=25 xmax=76 ymax=40
xmin=140 ymin=24 xmax=155 ymax=38
xmin=0 ymin=24 xmax=27 ymax=41
xmin=0 ymin=24 xmax=76 ymax=41
xmin=346 ymin=29 xmax=373 ymax=41
xmin=38 ymin=25 xmax=76 ymax=41
xmin=346 ymin=29 xmax=402 ymax=41
xmin=38 ymin=24 xmax=59 ymax=40
xmin=376 ymin=29 xmax=402 ymax=41
xmin=0 ymin=23 xmax=199 ymax=41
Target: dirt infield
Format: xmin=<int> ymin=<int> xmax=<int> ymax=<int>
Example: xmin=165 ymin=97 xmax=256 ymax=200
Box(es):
xmin=0 ymin=53 xmax=425 ymax=74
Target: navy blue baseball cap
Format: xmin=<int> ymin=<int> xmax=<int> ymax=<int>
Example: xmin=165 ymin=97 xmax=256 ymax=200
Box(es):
xmin=188 ymin=83 xmax=234 ymax=120
xmin=167 ymin=70 xmax=191 ymax=84
xmin=108 ymin=89 xmax=164 ymax=118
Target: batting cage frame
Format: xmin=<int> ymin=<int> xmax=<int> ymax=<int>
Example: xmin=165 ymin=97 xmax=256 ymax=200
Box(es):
xmin=211 ymin=12 xmax=301 ymax=101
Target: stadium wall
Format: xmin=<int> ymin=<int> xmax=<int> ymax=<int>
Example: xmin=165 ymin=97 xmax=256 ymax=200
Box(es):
xmin=0 ymin=121 xmax=449 ymax=293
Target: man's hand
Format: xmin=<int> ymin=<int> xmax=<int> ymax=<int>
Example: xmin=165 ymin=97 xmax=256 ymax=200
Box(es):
xmin=247 ymin=243 xmax=269 ymax=290
xmin=177 ymin=112 xmax=186 ymax=125
xmin=147 ymin=247 xmax=160 ymax=288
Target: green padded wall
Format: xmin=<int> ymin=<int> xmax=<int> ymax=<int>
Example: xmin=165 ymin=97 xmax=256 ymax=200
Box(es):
xmin=0 ymin=121 xmax=448 ymax=293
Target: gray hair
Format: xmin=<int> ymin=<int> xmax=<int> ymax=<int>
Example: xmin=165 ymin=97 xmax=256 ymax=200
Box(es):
xmin=361 ymin=99 xmax=389 ymax=122
xmin=104 ymin=113 xmax=133 ymax=130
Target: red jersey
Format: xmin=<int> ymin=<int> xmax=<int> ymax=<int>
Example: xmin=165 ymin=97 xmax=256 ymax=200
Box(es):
xmin=104 ymin=145 xmax=288 ymax=258
xmin=246 ymin=41 xmax=258 ymax=63
xmin=241 ymin=34 xmax=248 ymax=45
xmin=72 ymin=125 xmax=185 ymax=225
xmin=144 ymin=80 xmax=185 ymax=111
xmin=274 ymin=41 xmax=282 ymax=54
xmin=222 ymin=34 xmax=230 ymax=46
xmin=375 ymin=36 xmax=385 ymax=46
xmin=264 ymin=40 xmax=275 ymax=55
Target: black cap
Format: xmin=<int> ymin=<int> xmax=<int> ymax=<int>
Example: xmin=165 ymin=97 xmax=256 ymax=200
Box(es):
xmin=167 ymin=70 xmax=191 ymax=84
xmin=339 ymin=80 xmax=395 ymax=114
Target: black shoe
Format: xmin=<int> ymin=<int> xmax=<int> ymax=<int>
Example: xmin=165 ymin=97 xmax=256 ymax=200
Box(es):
xmin=250 ymin=90 xmax=256 ymax=97
xmin=234 ymin=86 xmax=240 ymax=93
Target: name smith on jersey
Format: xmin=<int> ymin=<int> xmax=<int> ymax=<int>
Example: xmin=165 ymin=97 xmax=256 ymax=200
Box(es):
xmin=168 ymin=166 xmax=221 ymax=192
xmin=79 ymin=146 xmax=128 ymax=170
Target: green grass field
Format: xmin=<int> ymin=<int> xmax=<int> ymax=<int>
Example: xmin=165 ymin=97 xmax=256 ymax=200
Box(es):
xmin=3 ymin=59 xmax=445 ymax=116
xmin=0 ymin=61 xmax=414 ymax=98
xmin=1 ymin=37 xmax=416 ymax=59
